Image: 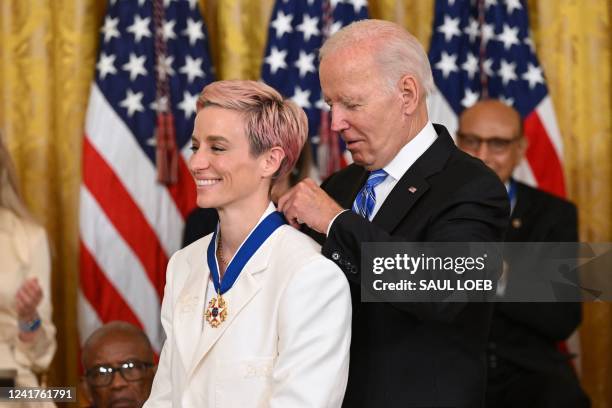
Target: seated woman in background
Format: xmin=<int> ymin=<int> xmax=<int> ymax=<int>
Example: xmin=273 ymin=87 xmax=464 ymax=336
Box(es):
xmin=182 ymin=138 xmax=312 ymax=247
xmin=0 ymin=134 xmax=56 ymax=405
xmin=145 ymin=80 xmax=351 ymax=407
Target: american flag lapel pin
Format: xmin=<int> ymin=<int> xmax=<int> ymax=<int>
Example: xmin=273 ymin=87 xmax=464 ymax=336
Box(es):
xmin=408 ymin=186 xmax=417 ymax=193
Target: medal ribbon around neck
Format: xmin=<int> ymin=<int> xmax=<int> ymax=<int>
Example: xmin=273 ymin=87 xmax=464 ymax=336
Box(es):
xmin=207 ymin=211 xmax=287 ymax=296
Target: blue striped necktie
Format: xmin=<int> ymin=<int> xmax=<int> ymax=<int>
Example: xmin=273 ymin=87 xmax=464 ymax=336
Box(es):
xmin=352 ymin=169 xmax=388 ymax=220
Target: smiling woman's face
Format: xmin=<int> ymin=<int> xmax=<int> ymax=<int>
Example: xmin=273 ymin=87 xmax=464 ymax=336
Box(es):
xmin=189 ymin=106 xmax=268 ymax=211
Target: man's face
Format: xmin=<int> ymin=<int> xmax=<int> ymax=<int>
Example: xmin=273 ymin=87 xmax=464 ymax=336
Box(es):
xmin=457 ymin=101 xmax=526 ymax=183
xmin=319 ymin=47 xmax=407 ymax=171
xmin=83 ymin=333 xmax=155 ymax=408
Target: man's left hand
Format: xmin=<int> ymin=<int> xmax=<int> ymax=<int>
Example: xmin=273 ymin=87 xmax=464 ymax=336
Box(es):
xmin=277 ymin=178 xmax=344 ymax=234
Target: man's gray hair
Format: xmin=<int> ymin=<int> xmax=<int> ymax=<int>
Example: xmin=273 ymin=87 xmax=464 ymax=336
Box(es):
xmin=319 ymin=19 xmax=435 ymax=97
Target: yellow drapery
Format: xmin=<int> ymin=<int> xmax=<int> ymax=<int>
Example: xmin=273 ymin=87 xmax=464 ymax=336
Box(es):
xmin=0 ymin=0 xmax=610 ymax=405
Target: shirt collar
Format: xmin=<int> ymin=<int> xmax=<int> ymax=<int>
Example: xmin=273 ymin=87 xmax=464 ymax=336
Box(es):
xmin=383 ymin=121 xmax=438 ymax=181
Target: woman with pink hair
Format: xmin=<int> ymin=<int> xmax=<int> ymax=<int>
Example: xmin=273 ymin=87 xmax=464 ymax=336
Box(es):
xmin=145 ymin=80 xmax=351 ymax=408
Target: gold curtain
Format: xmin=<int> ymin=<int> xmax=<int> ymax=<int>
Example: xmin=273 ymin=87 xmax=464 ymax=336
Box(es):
xmin=0 ymin=0 xmax=610 ymax=405
xmin=0 ymin=0 xmax=106 ymax=390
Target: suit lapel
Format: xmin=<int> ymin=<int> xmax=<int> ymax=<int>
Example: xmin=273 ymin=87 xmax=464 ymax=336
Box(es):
xmin=186 ymin=237 xmax=270 ymax=379
xmin=333 ymin=166 xmax=368 ymax=209
xmin=174 ymin=240 xmax=210 ymax=373
xmin=373 ymin=174 xmax=429 ymax=232
xmin=373 ymin=124 xmax=454 ymax=232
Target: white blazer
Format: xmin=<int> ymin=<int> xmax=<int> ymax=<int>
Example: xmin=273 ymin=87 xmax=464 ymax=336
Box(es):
xmin=145 ymin=206 xmax=352 ymax=408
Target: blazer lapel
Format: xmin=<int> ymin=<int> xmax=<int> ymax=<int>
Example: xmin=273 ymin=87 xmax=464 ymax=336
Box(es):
xmin=174 ymin=241 xmax=210 ymax=373
xmin=186 ymin=240 xmax=269 ymax=379
xmin=373 ymin=124 xmax=454 ymax=232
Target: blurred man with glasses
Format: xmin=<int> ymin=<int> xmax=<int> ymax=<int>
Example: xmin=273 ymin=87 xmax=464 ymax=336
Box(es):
xmin=456 ymin=100 xmax=527 ymax=186
xmin=457 ymin=100 xmax=589 ymax=408
xmin=82 ymin=322 xmax=156 ymax=408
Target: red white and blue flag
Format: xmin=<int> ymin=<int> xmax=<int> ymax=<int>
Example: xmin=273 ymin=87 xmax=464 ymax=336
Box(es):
xmin=79 ymin=0 xmax=214 ymax=351
xmin=428 ymin=0 xmax=566 ymax=197
xmin=261 ymin=0 xmax=368 ymax=179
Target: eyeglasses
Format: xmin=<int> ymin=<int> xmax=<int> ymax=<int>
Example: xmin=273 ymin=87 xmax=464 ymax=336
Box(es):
xmin=85 ymin=360 xmax=153 ymax=387
xmin=456 ymin=132 xmax=521 ymax=154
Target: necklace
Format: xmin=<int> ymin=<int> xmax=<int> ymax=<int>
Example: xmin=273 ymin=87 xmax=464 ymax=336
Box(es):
xmin=216 ymin=231 xmax=229 ymax=272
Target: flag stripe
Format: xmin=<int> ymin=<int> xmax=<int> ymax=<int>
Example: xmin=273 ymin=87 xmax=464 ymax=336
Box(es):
xmin=428 ymin=87 xmax=459 ymax=137
xmin=80 ymin=243 xmax=143 ymax=329
xmin=261 ymin=0 xmax=368 ymax=177
xmin=167 ymin=157 xmax=197 ymax=219
xmin=536 ymin=96 xmax=564 ymax=160
xmin=524 ymin=111 xmax=566 ymax=197
xmin=80 ymin=185 xmax=163 ymax=349
xmin=427 ymin=0 xmax=566 ymax=198
xmin=82 ymin=137 xmax=168 ymax=297
xmin=79 ymin=1 xmax=214 ymax=353
xmin=85 ymin=84 xmax=184 ymax=257
xmin=513 ymin=159 xmax=538 ymax=187
xmin=77 ymin=290 xmax=103 ymax=346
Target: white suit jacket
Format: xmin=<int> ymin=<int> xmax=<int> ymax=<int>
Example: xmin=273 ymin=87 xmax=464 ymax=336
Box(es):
xmin=145 ymin=208 xmax=352 ymax=408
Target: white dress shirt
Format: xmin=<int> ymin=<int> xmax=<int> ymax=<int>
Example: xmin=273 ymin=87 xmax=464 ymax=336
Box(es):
xmin=369 ymin=121 xmax=438 ymax=219
xmin=326 ymin=121 xmax=438 ymax=234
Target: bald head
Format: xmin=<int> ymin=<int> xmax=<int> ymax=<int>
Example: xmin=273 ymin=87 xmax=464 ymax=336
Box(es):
xmin=457 ymin=100 xmax=526 ymax=183
xmin=82 ymin=322 xmax=155 ymax=408
xmin=460 ymin=100 xmax=522 ymax=137
xmin=83 ymin=321 xmax=153 ymax=366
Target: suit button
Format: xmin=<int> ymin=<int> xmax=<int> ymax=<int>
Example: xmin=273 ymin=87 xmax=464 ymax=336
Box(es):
xmin=489 ymin=355 xmax=497 ymax=369
xmin=331 ymin=251 xmax=340 ymax=261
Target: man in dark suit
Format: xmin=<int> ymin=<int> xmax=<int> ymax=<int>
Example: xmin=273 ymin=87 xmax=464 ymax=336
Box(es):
xmin=457 ymin=99 xmax=590 ymax=407
xmin=278 ymin=20 xmax=509 ymax=408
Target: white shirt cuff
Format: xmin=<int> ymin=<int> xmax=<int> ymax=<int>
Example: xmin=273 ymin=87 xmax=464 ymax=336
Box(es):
xmin=326 ymin=209 xmax=350 ymax=236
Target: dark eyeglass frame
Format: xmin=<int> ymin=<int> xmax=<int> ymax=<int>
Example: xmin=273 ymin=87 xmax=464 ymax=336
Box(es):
xmin=456 ymin=131 xmax=522 ymax=154
xmin=85 ymin=360 xmax=154 ymax=388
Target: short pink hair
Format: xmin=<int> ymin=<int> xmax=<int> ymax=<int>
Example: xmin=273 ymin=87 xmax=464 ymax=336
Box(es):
xmin=197 ymin=80 xmax=308 ymax=179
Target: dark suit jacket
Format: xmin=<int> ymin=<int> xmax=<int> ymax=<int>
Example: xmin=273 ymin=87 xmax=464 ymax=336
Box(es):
xmin=316 ymin=124 xmax=509 ymax=408
xmin=182 ymin=207 xmax=218 ymax=248
xmin=488 ymin=181 xmax=581 ymax=376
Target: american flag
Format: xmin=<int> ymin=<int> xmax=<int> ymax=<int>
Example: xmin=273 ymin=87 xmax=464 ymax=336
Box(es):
xmin=261 ymin=0 xmax=368 ymax=179
xmin=428 ymin=0 xmax=566 ymax=197
xmin=79 ymin=0 xmax=214 ymax=352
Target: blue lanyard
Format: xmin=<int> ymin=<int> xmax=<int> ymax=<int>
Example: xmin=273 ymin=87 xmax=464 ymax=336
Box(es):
xmin=207 ymin=211 xmax=287 ymax=295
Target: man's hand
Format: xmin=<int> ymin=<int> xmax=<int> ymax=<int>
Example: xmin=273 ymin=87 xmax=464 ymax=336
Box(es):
xmin=278 ymin=178 xmax=345 ymax=234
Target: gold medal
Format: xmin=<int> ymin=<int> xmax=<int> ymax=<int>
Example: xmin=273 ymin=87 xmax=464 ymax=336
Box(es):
xmin=205 ymin=293 xmax=227 ymax=328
